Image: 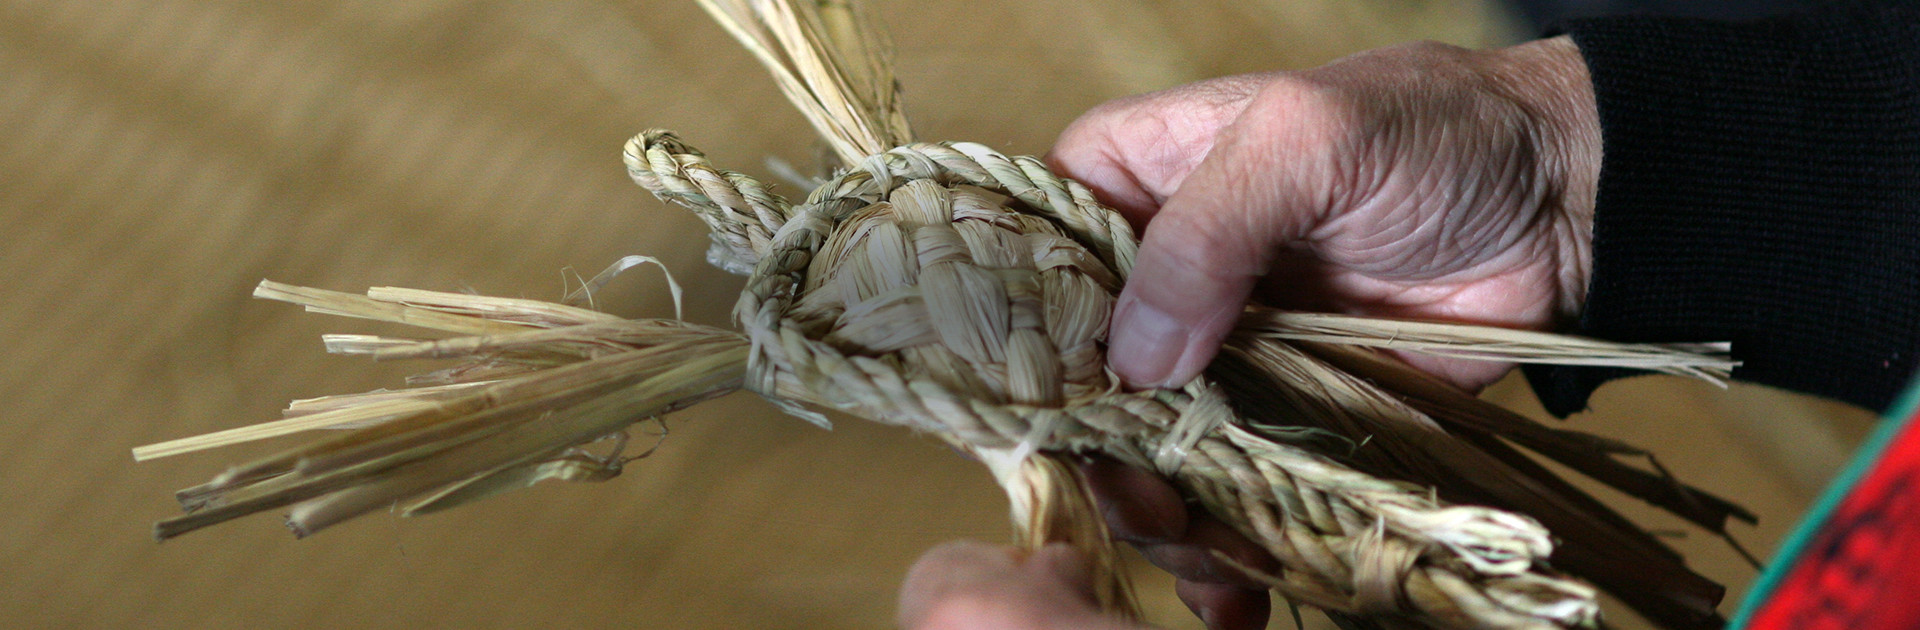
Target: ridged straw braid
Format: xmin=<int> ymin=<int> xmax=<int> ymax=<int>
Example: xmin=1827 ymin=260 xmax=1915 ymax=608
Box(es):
xmin=138 ymin=2 xmax=1755 ymax=629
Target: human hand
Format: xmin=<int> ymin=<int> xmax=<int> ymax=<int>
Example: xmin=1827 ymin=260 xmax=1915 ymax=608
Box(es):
xmin=896 ymin=541 xmax=1152 ymax=630
xmin=1052 ymin=36 xmax=1601 ymax=392
xmin=893 ymin=467 xmax=1282 ymax=630
xmin=1048 ymin=36 xmax=1601 ymax=628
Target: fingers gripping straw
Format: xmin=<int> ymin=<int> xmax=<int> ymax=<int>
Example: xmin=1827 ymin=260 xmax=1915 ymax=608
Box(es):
xmin=138 ymin=2 xmax=1750 ymax=629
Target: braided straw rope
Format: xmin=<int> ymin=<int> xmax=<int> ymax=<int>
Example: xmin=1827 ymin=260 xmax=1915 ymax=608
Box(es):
xmin=626 ymin=130 xmax=1599 ymax=629
xmin=136 ymin=2 xmax=1747 ymax=628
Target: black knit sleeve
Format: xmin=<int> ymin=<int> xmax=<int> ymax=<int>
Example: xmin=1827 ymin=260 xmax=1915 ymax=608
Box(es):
xmin=1525 ymin=3 xmax=1920 ymax=416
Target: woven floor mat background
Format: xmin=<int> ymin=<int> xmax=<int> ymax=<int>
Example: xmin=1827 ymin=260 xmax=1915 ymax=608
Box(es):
xmin=0 ymin=1 xmax=1875 ymax=628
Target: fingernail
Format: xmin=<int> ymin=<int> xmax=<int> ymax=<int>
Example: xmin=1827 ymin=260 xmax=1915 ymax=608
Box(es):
xmin=1108 ymin=292 xmax=1188 ymax=388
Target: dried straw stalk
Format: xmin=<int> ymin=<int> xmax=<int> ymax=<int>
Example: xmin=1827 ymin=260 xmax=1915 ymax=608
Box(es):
xmin=139 ymin=2 xmax=1752 ymax=628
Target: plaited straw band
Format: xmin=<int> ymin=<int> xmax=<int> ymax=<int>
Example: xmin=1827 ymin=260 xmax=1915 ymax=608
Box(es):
xmin=138 ymin=3 xmax=1742 ymax=627
xmin=627 ymin=129 xmax=1600 ymax=629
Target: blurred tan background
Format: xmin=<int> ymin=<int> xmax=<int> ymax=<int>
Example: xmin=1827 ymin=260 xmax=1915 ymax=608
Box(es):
xmin=0 ymin=1 xmax=1882 ymax=628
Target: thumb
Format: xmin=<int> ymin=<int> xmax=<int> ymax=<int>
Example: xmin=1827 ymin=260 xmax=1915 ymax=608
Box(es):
xmin=1106 ymin=84 xmax=1346 ymax=388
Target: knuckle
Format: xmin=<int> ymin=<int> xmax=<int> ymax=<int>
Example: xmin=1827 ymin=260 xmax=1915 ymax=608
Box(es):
xmin=1064 ymin=75 xmax=1272 ymax=197
xmin=1147 ymin=210 xmax=1262 ymax=278
xmin=1251 ymin=75 xmax=1361 ymax=138
xmin=1226 ymin=82 xmax=1367 ymax=192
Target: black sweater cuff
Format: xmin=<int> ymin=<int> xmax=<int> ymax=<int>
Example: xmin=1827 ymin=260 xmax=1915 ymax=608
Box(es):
xmin=1527 ymin=6 xmax=1920 ymax=416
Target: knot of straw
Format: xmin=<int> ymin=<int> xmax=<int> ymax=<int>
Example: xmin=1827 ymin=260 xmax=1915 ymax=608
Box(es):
xmin=625 ymin=129 xmax=1600 ymax=630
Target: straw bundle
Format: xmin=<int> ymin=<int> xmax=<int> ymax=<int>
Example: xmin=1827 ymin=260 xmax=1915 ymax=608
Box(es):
xmin=139 ymin=2 xmax=1752 ymax=628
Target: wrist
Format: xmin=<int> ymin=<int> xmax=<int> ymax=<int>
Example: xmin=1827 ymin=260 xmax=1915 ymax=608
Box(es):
xmin=1479 ymin=35 xmax=1601 ymax=325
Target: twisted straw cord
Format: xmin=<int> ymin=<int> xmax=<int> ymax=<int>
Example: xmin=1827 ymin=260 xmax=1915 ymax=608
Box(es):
xmin=623 ymin=130 xmax=794 ymax=274
xmin=627 ymin=131 xmax=1136 ymax=277
xmin=752 ymin=308 xmax=1585 ymax=627
xmin=626 ymin=129 xmax=1600 ymax=629
xmin=897 ymin=142 xmax=1137 ymax=276
xmin=760 ymin=317 xmax=1587 ymax=628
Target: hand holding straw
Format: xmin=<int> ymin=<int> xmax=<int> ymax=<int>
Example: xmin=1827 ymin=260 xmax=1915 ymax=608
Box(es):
xmin=138 ymin=3 xmax=1752 ymax=628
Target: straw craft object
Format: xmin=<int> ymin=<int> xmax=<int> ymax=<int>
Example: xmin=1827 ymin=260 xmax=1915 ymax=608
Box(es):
xmin=139 ymin=2 xmax=1755 ymax=628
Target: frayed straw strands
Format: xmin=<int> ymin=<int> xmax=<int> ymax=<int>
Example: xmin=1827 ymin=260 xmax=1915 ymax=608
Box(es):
xmin=140 ymin=2 xmax=1752 ymax=628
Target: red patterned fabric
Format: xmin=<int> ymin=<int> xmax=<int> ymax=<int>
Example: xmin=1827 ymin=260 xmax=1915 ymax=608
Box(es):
xmin=1746 ymin=404 xmax=1920 ymax=630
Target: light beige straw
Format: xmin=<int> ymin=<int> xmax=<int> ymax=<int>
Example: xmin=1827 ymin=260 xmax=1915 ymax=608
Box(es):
xmin=139 ymin=2 xmax=1751 ymax=628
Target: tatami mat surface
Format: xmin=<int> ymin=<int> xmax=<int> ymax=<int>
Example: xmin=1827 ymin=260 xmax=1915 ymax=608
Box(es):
xmin=0 ymin=2 xmax=1871 ymax=628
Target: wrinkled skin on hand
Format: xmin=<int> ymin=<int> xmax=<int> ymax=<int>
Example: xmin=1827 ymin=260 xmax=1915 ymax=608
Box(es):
xmin=1063 ymin=37 xmax=1599 ymax=392
xmin=899 ymin=36 xmax=1601 ymax=630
